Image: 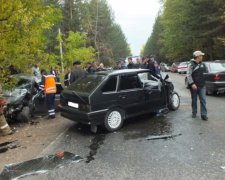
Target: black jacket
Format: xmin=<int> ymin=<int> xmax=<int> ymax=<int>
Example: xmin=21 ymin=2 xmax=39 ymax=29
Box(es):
xmin=127 ymin=62 xmax=134 ymax=69
xmin=187 ymin=60 xmax=207 ymax=87
xmin=70 ymin=67 xmax=87 ymax=84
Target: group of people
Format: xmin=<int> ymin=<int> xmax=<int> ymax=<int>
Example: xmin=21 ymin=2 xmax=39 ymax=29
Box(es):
xmin=63 ymin=61 xmax=108 ymax=87
xmin=119 ymin=56 xmax=161 ymax=76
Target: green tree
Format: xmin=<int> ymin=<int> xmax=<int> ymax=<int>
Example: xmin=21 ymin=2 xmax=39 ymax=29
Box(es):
xmin=109 ymin=23 xmax=131 ymax=61
xmin=63 ymin=31 xmax=95 ymax=68
xmin=146 ymin=0 xmax=225 ymax=61
xmin=0 ymin=0 xmax=61 ymax=87
xmin=143 ymin=14 xmax=165 ymax=61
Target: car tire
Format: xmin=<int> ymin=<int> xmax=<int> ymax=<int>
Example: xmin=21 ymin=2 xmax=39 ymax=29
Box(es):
xmin=18 ymin=106 xmax=31 ymax=122
xmin=168 ymin=92 xmax=180 ymax=111
xmin=104 ymin=108 xmax=124 ymax=132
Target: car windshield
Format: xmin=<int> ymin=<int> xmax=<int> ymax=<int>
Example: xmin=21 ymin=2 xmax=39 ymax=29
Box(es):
xmin=9 ymin=76 xmax=32 ymax=90
xmin=68 ymin=74 xmax=106 ymax=93
xmin=209 ymin=63 xmax=225 ymax=72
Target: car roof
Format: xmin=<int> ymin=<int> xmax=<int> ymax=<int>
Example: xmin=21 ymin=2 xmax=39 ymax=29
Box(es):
xmin=11 ymin=73 xmax=36 ymax=79
xmin=205 ymin=60 xmax=225 ymax=63
xmin=94 ymin=69 xmax=149 ymax=76
xmin=11 ymin=73 xmax=41 ymax=82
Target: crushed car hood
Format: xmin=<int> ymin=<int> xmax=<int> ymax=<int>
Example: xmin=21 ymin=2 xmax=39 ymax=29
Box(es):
xmin=3 ymin=88 xmax=28 ymax=104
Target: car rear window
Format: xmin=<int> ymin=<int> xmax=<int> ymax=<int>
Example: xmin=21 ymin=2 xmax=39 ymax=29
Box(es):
xmin=68 ymin=74 xmax=106 ymax=93
xmin=102 ymin=75 xmax=117 ymax=92
xmin=209 ymin=63 xmax=225 ymax=72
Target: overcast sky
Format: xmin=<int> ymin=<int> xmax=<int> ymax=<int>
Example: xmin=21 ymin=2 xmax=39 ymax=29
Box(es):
xmin=107 ymin=0 xmax=162 ymax=56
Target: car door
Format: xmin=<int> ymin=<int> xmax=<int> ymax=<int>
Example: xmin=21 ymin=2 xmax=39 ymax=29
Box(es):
xmin=117 ymin=73 xmax=145 ymax=117
xmin=141 ymin=72 xmax=164 ymax=110
xmin=33 ymin=82 xmax=63 ymax=114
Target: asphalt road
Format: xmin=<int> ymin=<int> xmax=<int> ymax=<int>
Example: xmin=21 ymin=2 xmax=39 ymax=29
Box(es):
xmin=20 ymin=72 xmax=225 ymax=180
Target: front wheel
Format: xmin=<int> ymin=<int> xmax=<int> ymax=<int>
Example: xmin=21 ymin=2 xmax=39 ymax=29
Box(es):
xmin=17 ymin=106 xmax=31 ymax=122
xmin=168 ymin=92 xmax=180 ymax=111
xmin=104 ymin=108 xmax=124 ymax=132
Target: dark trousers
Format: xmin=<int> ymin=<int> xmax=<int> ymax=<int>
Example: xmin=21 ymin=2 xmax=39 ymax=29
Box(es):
xmin=190 ymin=86 xmax=207 ymax=116
xmin=46 ymin=93 xmax=55 ymax=116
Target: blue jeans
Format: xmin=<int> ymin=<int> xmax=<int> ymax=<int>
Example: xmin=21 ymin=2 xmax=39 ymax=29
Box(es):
xmin=190 ymin=86 xmax=207 ymax=116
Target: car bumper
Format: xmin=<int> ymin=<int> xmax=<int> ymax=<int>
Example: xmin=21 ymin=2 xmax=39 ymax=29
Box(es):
xmin=206 ymin=81 xmax=225 ymax=92
xmin=60 ymin=106 xmax=108 ymax=125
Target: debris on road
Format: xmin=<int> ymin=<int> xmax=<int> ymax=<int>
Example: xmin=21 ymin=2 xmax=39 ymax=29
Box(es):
xmin=0 ymin=141 xmax=20 ymax=153
xmin=0 ymin=151 xmax=83 ymax=179
xmin=146 ymin=133 xmax=182 ymax=141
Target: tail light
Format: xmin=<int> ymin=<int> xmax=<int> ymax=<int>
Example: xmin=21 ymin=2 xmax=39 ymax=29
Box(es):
xmin=213 ymin=74 xmax=220 ymax=81
xmin=80 ymin=104 xmax=91 ymax=112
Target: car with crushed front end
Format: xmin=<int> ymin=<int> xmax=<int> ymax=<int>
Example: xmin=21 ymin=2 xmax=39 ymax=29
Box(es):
xmin=185 ymin=60 xmax=225 ymax=95
xmin=59 ymin=69 xmax=180 ymax=132
xmin=3 ymin=74 xmax=63 ymax=122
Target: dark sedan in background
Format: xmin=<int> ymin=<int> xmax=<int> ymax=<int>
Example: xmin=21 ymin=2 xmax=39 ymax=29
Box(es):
xmin=185 ymin=60 xmax=225 ymax=95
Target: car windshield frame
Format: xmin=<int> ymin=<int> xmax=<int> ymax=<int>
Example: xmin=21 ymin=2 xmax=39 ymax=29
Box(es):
xmin=67 ymin=74 xmax=106 ymax=94
xmin=9 ymin=76 xmax=34 ymax=91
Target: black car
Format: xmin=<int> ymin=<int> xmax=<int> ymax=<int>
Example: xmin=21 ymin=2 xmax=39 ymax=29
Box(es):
xmin=185 ymin=60 xmax=225 ymax=95
xmin=59 ymin=69 xmax=180 ymax=132
xmin=3 ymin=74 xmax=63 ymax=122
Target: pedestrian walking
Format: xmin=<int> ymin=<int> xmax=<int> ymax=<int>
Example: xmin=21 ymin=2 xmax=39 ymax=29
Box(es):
xmin=96 ymin=63 xmax=107 ymax=71
xmin=64 ymin=68 xmax=71 ymax=87
xmin=86 ymin=62 xmax=96 ymax=73
xmin=32 ymin=64 xmax=41 ymax=77
xmin=0 ymin=85 xmax=13 ymax=136
xmin=148 ymin=55 xmax=160 ymax=76
xmin=127 ymin=57 xmax=134 ymax=69
xmin=40 ymin=69 xmax=56 ymax=119
xmin=134 ymin=57 xmax=142 ymax=69
xmin=187 ymin=50 xmax=208 ymax=120
xmin=70 ymin=61 xmax=87 ymax=84
xmin=141 ymin=57 xmax=149 ymax=69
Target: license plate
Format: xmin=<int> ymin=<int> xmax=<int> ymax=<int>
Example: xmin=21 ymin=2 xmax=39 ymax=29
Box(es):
xmin=68 ymin=102 xmax=79 ymax=108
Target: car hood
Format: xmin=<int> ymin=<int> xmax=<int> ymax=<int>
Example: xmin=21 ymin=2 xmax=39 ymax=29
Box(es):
xmin=3 ymin=88 xmax=28 ymax=104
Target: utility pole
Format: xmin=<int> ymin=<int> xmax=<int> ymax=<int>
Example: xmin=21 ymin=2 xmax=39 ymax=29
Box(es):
xmin=94 ymin=0 xmax=100 ymax=62
xmin=58 ymin=28 xmax=64 ymax=74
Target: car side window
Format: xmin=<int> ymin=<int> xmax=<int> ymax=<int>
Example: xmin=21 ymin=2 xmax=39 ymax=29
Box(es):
xmin=102 ymin=75 xmax=117 ymax=92
xmin=119 ymin=74 xmax=142 ymax=90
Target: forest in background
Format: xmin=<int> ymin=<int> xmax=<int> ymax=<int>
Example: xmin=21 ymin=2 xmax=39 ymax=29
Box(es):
xmin=1 ymin=0 xmax=225 ymax=86
xmin=142 ymin=0 xmax=225 ymax=62
xmin=0 ymin=0 xmax=131 ymax=86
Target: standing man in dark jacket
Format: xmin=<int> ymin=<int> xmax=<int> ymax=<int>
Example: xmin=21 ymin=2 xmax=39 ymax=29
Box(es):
xmin=70 ymin=61 xmax=87 ymax=84
xmin=187 ymin=50 xmax=208 ymax=120
xmin=127 ymin=57 xmax=134 ymax=69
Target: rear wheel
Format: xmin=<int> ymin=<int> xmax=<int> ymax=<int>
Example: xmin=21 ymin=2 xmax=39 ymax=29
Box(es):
xmin=104 ymin=108 xmax=124 ymax=132
xmin=168 ymin=92 xmax=180 ymax=110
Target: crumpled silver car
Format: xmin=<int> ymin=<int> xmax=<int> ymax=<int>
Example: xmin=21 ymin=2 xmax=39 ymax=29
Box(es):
xmin=3 ymin=74 xmax=63 ymax=122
